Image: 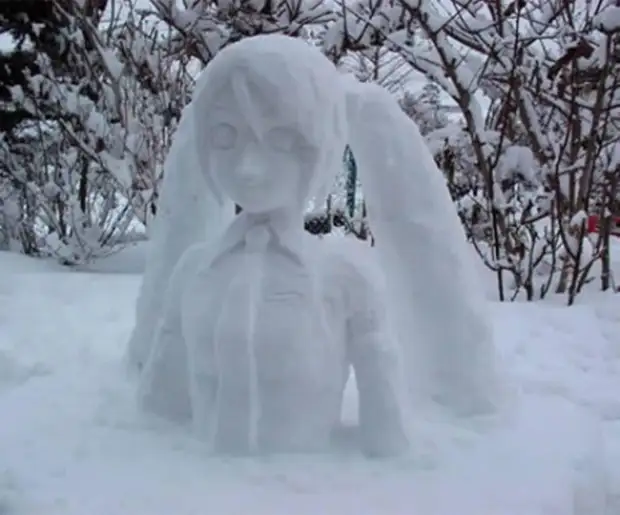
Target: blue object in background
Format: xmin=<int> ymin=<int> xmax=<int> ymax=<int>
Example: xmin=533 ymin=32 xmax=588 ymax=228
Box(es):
xmin=344 ymin=146 xmax=357 ymax=218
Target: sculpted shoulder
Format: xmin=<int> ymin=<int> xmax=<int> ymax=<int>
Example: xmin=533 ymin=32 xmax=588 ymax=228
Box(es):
xmin=168 ymin=242 xmax=214 ymax=295
xmin=319 ymin=235 xmax=387 ymax=309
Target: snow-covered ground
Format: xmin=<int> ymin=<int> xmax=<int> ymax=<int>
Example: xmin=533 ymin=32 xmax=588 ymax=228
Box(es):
xmin=1 ymin=245 xmax=620 ymax=515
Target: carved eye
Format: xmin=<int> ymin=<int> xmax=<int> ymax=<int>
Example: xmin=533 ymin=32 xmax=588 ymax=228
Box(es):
xmin=210 ymin=123 xmax=237 ymax=149
xmin=264 ymin=127 xmax=304 ymax=153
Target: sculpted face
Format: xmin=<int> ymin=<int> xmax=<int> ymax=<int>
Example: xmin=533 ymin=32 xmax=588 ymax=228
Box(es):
xmin=193 ymin=36 xmax=348 ymax=215
xmin=205 ymin=77 xmax=320 ymax=214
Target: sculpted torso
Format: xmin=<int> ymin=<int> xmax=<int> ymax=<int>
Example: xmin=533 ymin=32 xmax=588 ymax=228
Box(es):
xmin=139 ymin=222 xmax=408 ymax=456
xmin=181 ymin=230 xmax=348 ymax=453
xmin=136 ymin=35 xmax=410 ymax=457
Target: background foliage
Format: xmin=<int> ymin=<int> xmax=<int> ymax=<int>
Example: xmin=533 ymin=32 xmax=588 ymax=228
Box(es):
xmin=1 ymin=0 xmax=619 ymax=304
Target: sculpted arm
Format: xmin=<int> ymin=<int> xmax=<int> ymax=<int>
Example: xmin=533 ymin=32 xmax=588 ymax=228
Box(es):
xmin=137 ymin=244 xmax=205 ymax=423
xmin=344 ymin=260 xmax=410 ymax=458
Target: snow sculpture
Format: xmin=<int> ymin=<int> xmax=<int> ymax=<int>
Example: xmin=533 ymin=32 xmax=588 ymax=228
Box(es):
xmin=131 ymin=34 xmax=501 ymax=457
xmin=126 ymin=77 xmax=235 ymax=373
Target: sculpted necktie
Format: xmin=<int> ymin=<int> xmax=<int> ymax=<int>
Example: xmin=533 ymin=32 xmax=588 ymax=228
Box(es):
xmin=211 ymin=224 xmax=270 ymax=454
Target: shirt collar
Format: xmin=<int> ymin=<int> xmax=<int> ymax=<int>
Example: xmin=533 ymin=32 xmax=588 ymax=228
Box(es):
xmin=213 ymin=210 xmax=307 ymax=264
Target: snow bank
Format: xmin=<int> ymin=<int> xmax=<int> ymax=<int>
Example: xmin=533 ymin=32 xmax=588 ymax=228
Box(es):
xmin=0 ymin=251 xmax=618 ymax=514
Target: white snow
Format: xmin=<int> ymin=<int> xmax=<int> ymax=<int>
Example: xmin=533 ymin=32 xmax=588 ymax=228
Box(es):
xmin=593 ymin=5 xmax=620 ymax=33
xmin=348 ymin=82 xmax=499 ymax=415
xmin=1 ymin=245 xmax=619 ymax=514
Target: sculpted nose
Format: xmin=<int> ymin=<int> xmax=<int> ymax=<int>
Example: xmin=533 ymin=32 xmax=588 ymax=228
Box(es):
xmin=237 ymin=142 xmax=264 ymax=183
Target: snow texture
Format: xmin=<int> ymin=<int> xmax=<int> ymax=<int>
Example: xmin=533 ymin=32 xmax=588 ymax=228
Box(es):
xmin=126 ymin=34 xmax=347 ymax=373
xmin=136 ymin=35 xmax=408 ymax=456
xmin=347 ymin=80 xmax=500 ymax=416
xmin=125 ymin=84 xmax=235 ymax=373
xmin=131 ymin=35 xmax=500 ymax=455
xmin=0 ymin=247 xmax=618 ymax=514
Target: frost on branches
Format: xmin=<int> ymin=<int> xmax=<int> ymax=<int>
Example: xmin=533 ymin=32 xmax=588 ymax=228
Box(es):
xmin=2 ymin=0 xmax=619 ymax=304
xmin=326 ymin=0 xmax=620 ymax=304
xmin=0 ymin=0 xmax=192 ymax=263
xmin=0 ymin=0 xmax=341 ymax=263
xmin=148 ymin=0 xmax=335 ymax=66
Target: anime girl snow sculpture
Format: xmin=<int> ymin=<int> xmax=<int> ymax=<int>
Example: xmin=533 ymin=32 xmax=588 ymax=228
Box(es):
xmin=130 ymin=34 xmax=500 ymax=457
